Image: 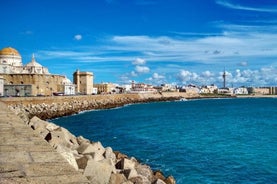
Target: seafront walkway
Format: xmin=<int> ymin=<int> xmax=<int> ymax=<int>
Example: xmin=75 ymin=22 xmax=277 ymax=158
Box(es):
xmin=0 ymin=101 xmax=90 ymax=184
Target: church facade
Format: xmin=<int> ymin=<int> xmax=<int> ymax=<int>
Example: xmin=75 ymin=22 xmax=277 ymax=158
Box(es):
xmin=0 ymin=47 xmax=74 ymax=96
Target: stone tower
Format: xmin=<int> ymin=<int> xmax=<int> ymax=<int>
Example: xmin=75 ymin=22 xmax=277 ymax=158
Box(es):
xmin=73 ymin=70 xmax=94 ymax=95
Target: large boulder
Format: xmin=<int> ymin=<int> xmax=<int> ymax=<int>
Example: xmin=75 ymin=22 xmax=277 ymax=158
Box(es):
xmin=77 ymin=141 xmax=105 ymax=155
xmin=153 ymin=179 xmax=166 ymax=184
xmin=56 ymin=145 xmax=79 ymax=171
xmin=109 ymin=173 xmax=127 ymax=184
xmin=123 ymin=169 xmax=138 ymax=179
xmin=114 ymin=151 xmax=128 ymax=160
xmin=164 ymin=176 xmax=176 ymax=184
xmin=48 ymin=127 xmax=78 ymax=150
xmin=104 ymin=147 xmax=116 ymax=163
xmin=154 ymin=171 xmax=166 ymax=181
xmin=129 ymin=175 xmax=151 ymax=184
xmin=91 ymin=151 xmax=105 ymax=161
xmin=45 ymin=122 xmax=60 ymax=131
xmin=115 ymin=158 xmax=136 ymax=170
xmin=76 ymin=136 xmax=90 ymax=145
xmin=136 ymin=164 xmax=154 ymax=182
xmin=29 ymin=116 xmax=50 ymax=139
xmin=84 ymin=159 xmax=114 ymax=184
xmin=76 ymin=155 xmax=90 ymax=169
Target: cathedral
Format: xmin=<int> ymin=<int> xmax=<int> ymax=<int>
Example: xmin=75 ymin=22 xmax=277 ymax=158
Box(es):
xmin=0 ymin=47 xmax=49 ymax=74
xmin=0 ymin=47 xmax=75 ymax=96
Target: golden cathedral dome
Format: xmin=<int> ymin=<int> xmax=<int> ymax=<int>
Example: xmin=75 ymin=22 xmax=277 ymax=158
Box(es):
xmin=0 ymin=47 xmax=21 ymax=56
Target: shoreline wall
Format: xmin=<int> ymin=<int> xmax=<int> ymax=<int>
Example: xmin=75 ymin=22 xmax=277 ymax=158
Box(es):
xmin=0 ymin=92 xmax=192 ymax=183
xmin=2 ymin=92 xmax=196 ymax=121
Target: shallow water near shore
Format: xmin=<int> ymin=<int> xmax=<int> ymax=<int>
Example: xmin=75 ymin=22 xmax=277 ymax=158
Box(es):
xmin=52 ymin=98 xmax=277 ymax=183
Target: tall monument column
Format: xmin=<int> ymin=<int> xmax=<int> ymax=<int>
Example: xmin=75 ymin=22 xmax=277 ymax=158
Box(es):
xmin=222 ymin=69 xmax=226 ymax=88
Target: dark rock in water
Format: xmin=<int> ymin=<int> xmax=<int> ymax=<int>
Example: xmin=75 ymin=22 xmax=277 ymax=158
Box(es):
xmin=154 ymin=170 xmax=166 ymax=181
xmin=153 ymin=179 xmax=167 ymax=184
xmin=164 ymin=175 xmax=176 ymax=184
xmin=114 ymin=151 xmax=128 ymax=160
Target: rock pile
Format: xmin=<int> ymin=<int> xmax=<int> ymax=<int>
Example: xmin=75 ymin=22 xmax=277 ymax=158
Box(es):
xmin=6 ymin=94 xmax=183 ymax=120
xmin=27 ymin=116 xmax=176 ymax=184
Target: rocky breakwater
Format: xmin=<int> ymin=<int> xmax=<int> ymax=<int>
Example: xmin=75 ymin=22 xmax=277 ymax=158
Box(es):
xmin=25 ymin=116 xmax=176 ymax=184
xmin=4 ymin=93 xmax=187 ymax=120
xmin=2 ymin=93 xmax=183 ymax=183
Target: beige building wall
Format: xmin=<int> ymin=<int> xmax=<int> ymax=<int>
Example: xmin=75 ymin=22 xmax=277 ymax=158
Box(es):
xmin=0 ymin=76 xmax=4 ymax=96
xmin=94 ymin=83 xmax=115 ymax=94
xmin=254 ymin=87 xmax=270 ymax=95
xmin=73 ymin=70 xmax=94 ymax=95
xmin=2 ymin=74 xmax=66 ymax=96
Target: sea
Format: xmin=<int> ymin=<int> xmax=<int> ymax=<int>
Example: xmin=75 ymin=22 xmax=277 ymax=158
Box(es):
xmin=51 ymin=98 xmax=277 ymax=184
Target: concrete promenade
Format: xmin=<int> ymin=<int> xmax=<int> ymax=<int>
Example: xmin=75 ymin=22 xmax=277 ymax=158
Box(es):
xmin=0 ymin=102 xmax=90 ymax=184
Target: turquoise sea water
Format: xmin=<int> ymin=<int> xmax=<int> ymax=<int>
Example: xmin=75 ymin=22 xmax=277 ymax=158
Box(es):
xmin=52 ymin=98 xmax=277 ymax=183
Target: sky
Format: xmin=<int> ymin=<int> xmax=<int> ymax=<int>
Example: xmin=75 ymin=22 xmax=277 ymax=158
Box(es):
xmin=1 ymin=0 xmax=277 ymax=87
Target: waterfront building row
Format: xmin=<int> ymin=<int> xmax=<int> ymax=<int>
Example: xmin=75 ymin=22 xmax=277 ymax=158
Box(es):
xmin=0 ymin=47 xmax=94 ymax=97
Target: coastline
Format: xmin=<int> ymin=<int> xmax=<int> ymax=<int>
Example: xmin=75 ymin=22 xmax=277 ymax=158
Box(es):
xmin=2 ymin=92 xmax=273 ymax=183
xmin=2 ymin=92 xmax=198 ymax=120
xmin=236 ymin=94 xmax=277 ymax=98
xmin=2 ymin=92 xmax=192 ymax=184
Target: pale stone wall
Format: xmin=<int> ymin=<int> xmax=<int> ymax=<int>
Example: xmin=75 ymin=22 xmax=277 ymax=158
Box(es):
xmin=0 ymin=76 xmax=4 ymax=96
xmin=2 ymin=74 xmax=66 ymax=96
xmin=254 ymin=87 xmax=270 ymax=95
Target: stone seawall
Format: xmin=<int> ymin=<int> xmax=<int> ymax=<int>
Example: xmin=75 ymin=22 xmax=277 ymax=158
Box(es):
xmin=2 ymin=92 xmax=195 ymax=121
xmin=1 ymin=92 xmax=199 ymax=184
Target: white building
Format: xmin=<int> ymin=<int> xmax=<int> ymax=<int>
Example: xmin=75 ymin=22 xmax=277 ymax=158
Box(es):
xmin=61 ymin=78 xmax=75 ymax=95
xmin=200 ymin=85 xmax=218 ymax=94
xmin=23 ymin=54 xmax=49 ymax=74
xmin=161 ymin=84 xmax=177 ymax=92
xmin=0 ymin=47 xmax=49 ymax=74
xmin=130 ymin=81 xmax=157 ymax=93
xmin=180 ymin=85 xmax=200 ymax=94
xmin=234 ymin=87 xmax=248 ymax=95
xmin=217 ymin=88 xmax=234 ymax=95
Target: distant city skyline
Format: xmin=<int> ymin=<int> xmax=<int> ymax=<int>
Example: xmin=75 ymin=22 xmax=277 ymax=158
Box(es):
xmin=1 ymin=0 xmax=277 ymax=87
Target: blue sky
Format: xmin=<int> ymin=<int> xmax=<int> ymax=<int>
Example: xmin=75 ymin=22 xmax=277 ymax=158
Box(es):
xmin=1 ymin=0 xmax=277 ymax=87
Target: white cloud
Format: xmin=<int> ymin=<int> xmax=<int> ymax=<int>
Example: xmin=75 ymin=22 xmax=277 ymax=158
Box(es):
xmin=152 ymin=72 xmax=165 ymax=79
xmin=132 ymin=58 xmax=146 ymax=65
xmin=147 ymin=72 xmax=166 ymax=84
xmin=38 ymin=20 xmax=277 ymax=86
xmin=176 ymin=67 xmax=277 ymax=86
xmin=74 ymin=34 xmax=82 ymax=41
xmin=130 ymin=71 xmax=137 ymax=77
xmin=238 ymin=61 xmax=248 ymax=66
xmin=135 ymin=65 xmax=150 ymax=73
xmin=216 ymin=0 xmax=277 ymax=13
xmin=177 ymin=70 xmax=200 ymax=84
xmin=201 ymin=70 xmax=214 ymax=78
